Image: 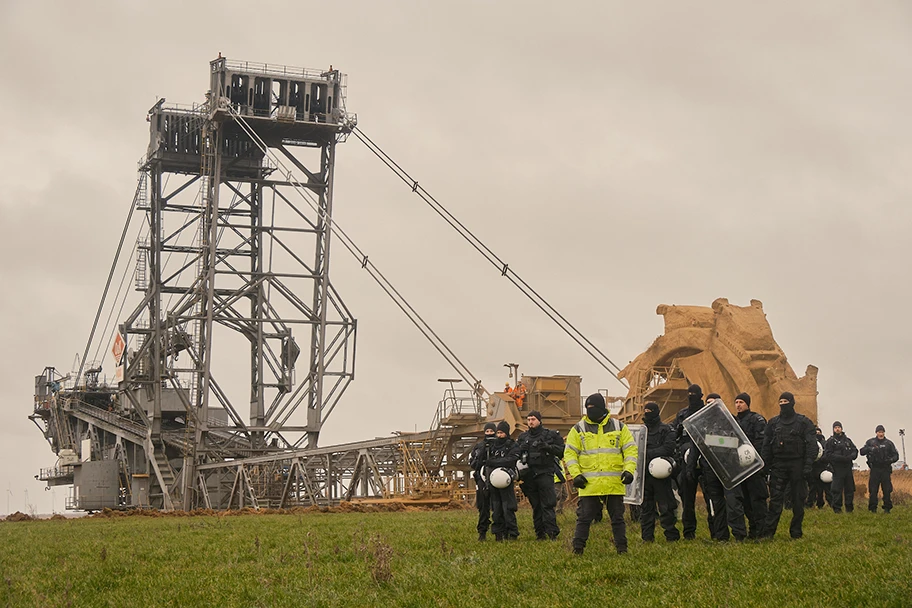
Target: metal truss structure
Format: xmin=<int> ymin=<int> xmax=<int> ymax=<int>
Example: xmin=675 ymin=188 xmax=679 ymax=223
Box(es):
xmin=29 ymin=57 xmax=598 ymax=512
xmin=32 ymin=58 xmax=384 ymax=510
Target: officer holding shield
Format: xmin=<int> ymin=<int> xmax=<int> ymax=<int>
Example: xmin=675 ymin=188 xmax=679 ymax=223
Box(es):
xmin=675 ymin=384 xmax=710 ymax=540
xmin=727 ymin=392 xmax=768 ymax=540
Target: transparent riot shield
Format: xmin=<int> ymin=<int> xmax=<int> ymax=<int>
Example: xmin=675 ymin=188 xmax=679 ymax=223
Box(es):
xmin=623 ymin=423 xmax=647 ymax=505
xmin=681 ymin=401 xmax=764 ymax=490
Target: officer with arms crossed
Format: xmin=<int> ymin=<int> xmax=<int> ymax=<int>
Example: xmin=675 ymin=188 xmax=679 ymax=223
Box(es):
xmin=823 ymin=421 xmax=858 ymax=513
xmin=516 ymin=410 xmax=565 ymax=540
xmin=565 ymin=393 xmax=638 ymax=555
xmin=860 ymin=425 xmax=900 ymax=513
xmin=760 ymin=392 xmax=817 ymax=539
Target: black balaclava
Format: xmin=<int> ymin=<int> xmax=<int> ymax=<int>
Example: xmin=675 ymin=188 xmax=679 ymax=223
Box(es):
xmin=643 ymin=402 xmax=661 ymax=427
xmin=584 ymin=393 xmax=608 ymax=423
xmin=779 ymin=392 xmax=796 ymax=419
xmin=483 ymin=422 xmax=496 ymax=441
xmin=687 ymin=384 xmax=704 ymax=411
xmin=495 ymin=420 xmax=511 ymax=445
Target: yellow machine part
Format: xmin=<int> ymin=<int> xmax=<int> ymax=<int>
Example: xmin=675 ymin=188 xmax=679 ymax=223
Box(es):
xmin=616 ymin=298 xmax=818 ymax=425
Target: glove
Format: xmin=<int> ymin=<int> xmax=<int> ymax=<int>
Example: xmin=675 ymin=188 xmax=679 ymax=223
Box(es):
xmin=621 ymin=471 xmax=634 ymax=485
xmin=572 ymin=476 xmax=588 ymax=489
xmin=531 ymin=439 xmax=542 ymax=449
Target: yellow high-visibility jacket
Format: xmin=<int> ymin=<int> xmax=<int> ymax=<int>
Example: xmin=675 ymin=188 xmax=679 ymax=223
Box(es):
xmin=564 ymin=416 xmax=637 ymax=496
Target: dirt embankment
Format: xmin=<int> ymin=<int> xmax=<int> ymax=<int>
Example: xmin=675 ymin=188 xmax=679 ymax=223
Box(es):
xmin=854 ymin=469 xmax=912 ymax=504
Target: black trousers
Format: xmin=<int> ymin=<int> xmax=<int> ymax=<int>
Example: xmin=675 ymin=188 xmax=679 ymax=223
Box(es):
xmin=723 ymin=485 xmax=749 ymax=541
xmin=806 ymin=475 xmax=831 ymax=508
xmin=738 ymin=471 xmax=769 ymax=539
xmin=701 ymin=468 xmax=729 ymax=541
xmin=868 ymin=467 xmax=893 ymax=512
xmin=677 ymin=472 xmax=711 ymax=538
xmin=475 ymin=487 xmax=491 ymax=534
xmin=521 ymin=473 xmax=560 ymax=538
xmin=830 ymin=465 xmax=855 ymax=512
xmin=763 ymin=460 xmax=807 ymax=539
xmin=573 ymin=495 xmax=627 ymax=553
xmin=641 ymin=476 xmax=680 ymax=541
xmin=490 ymin=486 xmax=518 ymax=539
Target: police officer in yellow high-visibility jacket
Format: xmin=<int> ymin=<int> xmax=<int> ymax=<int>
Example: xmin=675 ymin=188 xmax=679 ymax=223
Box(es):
xmin=565 ymin=393 xmax=638 ymax=555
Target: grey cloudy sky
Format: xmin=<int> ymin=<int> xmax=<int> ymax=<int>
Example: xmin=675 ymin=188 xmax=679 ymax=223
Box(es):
xmin=1 ymin=1 xmax=910 ymax=514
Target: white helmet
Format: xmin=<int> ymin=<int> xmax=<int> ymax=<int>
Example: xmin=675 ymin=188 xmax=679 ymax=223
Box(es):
xmin=489 ymin=467 xmax=514 ymax=489
xmin=815 ymin=442 xmax=824 ymax=462
xmin=820 ymin=470 xmax=834 ymax=483
xmin=737 ymin=444 xmax=757 ymax=466
xmin=649 ymin=458 xmax=673 ymax=479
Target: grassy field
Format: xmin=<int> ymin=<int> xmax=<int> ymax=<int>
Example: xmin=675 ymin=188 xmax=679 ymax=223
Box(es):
xmin=1 ymin=503 xmax=910 ymax=608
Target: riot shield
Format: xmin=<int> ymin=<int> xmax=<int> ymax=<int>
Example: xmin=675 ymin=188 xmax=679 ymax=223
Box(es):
xmin=623 ymin=423 xmax=647 ymax=505
xmin=681 ymin=401 xmax=764 ymax=490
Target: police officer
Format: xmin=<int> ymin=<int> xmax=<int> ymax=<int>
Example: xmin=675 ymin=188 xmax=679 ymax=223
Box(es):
xmin=484 ymin=421 xmax=521 ymax=541
xmin=696 ymin=393 xmax=730 ymax=541
xmin=469 ymin=422 xmax=497 ymax=540
xmin=860 ymin=425 xmax=900 ymax=513
xmin=805 ymin=426 xmax=830 ymax=509
xmin=641 ymin=402 xmax=680 ymax=543
xmin=516 ymin=410 xmax=565 ymax=540
xmin=760 ymin=392 xmax=817 ymax=539
xmin=823 ymin=421 xmax=858 ymax=513
xmin=728 ymin=392 xmax=768 ymax=540
xmin=565 ymin=393 xmax=637 ymax=555
xmin=675 ymin=383 xmax=709 ymax=540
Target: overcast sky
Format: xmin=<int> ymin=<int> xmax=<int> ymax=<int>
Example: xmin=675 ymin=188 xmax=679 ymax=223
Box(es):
xmin=1 ymin=1 xmax=910 ymax=515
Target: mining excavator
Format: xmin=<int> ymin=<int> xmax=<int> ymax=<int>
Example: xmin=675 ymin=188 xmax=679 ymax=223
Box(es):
xmin=615 ymin=298 xmax=818 ymax=425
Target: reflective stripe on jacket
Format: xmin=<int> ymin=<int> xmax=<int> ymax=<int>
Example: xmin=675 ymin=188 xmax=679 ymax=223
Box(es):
xmin=564 ymin=416 xmax=637 ymax=496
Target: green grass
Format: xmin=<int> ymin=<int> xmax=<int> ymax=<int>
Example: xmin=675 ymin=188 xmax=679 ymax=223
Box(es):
xmin=1 ymin=506 xmax=910 ymax=607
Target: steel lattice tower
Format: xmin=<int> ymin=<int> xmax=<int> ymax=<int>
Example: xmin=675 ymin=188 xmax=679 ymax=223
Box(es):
xmin=120 ymin=58 xmax=357 ymax=509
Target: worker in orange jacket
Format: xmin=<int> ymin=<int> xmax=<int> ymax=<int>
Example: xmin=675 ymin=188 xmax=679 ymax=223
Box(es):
xmin=513 ymin=382 xmax=526 ymax=409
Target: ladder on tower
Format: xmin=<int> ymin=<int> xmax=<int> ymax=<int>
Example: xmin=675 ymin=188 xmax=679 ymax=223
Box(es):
xmin=187 ymin=109 xmax=215 ymax=411
xmin=134 ymin=170 xmax=150 ymax=291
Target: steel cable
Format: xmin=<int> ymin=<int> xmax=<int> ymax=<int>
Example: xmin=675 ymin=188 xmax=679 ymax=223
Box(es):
xmin=225 ymin=107 xmax=488 ymax=397
xmin=351 ymin=126 xmax=627 ymax=388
